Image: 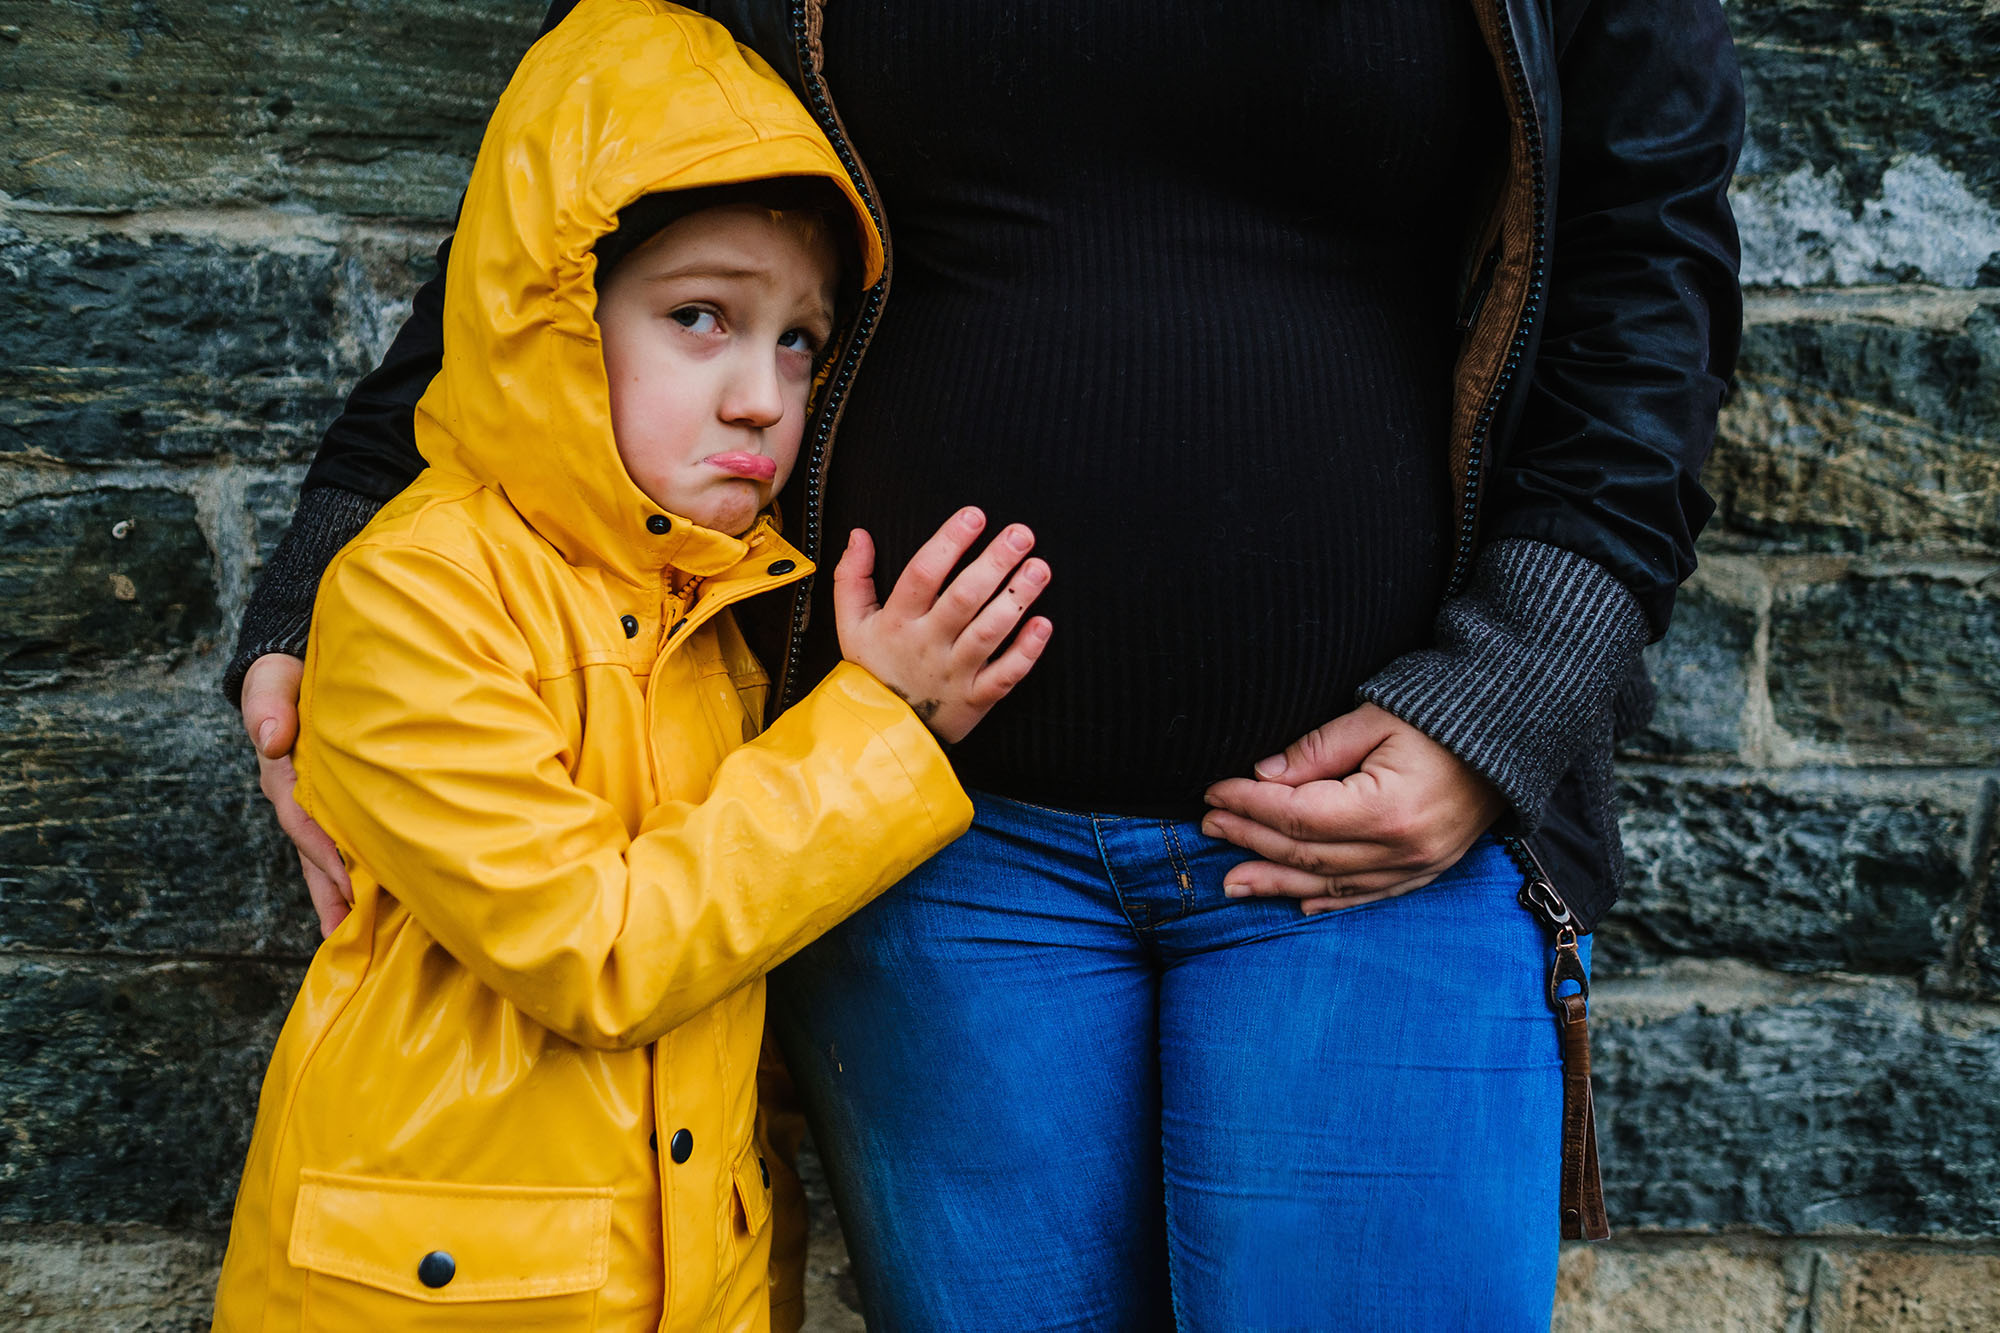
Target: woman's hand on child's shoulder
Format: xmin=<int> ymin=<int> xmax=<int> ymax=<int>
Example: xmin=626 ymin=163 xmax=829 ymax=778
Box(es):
xmin=832 ymin=507 xmax=1052 ymax=745
xmin=241 ymin=652 xmax=354 ymax=936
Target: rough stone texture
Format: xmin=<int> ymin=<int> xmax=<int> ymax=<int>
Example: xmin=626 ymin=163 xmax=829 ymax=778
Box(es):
xmin=1553 ymin=1239 xmax=1801 ymax=1332
xmin=0 ymin=224 xmax=437 ymax=466
xmin=1 ymin=1226 xmax=225 ymax=1333
xmin=1829 ymin=1248 xmax=2000 ymax=1332
xmin=0 ymin=0 xmax=536 ymax=218
xmin=0 ymin=488 xmax=220 ymax=679
xmin=1957 ymin=850 xmax=2000 ymax=1003
xmin=1603 ymin=769 xmax=1987 ymax=979
xmin=1731 ymin=0 xmax=2000 ymax=287
xmin=1553 ymin=1238 xmax=2000 ymax=1333
xmin=1768 ymin=570 xmax=2000 ymax=765
xmin=1591 ymin=968 xmax=2000 ymax=1236
xmin=0 ymin=685 xmax=316 ymax=959
xmin=1626 ymin=579 xmax=1758 ymax=758
xmin=1711 ymin=294 xmax=2000 ymax=553
xmin=0 ymin=957 xmax=301 ymax=1228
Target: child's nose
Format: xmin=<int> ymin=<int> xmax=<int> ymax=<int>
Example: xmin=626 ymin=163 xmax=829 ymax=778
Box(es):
xmin=720 ymin=352 xmax=786 ymax=428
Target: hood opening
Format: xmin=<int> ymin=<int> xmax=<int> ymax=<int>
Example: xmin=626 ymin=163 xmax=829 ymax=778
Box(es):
xmin=410 ymin=0 xmax=884 ymax=588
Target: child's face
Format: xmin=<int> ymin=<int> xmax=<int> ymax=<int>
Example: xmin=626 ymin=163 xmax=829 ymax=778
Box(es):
xmin=597 ymin=203 xmax=839 ymax=536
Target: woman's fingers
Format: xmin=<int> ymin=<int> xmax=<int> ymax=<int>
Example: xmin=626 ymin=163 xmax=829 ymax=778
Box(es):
xmin=259 ymin=750 xmax=353 ymax=907
xmin=882 ymin=506 xmax=986 ymax=618
xmin=1248 ymin=706 xmax=1393 ymax=784
xmin=241 ymin=651 xmax=353 ymax=928
xmin=1200 ymin=804 xmax=1396 ymax=880
xmin=301 ymin=853 xmax=353 ymax=938
xmin=1204 ymin=771 xmax=1386 ymax=847
xmin=240 ymin=652 xmax=305 ymax=757
xmin=1216 ymin=856 xmax=1420 ymax=908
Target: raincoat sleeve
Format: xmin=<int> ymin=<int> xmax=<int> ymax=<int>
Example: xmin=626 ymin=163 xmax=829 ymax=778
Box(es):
xmin=293 ymin=538 xmax=972 ymax=1051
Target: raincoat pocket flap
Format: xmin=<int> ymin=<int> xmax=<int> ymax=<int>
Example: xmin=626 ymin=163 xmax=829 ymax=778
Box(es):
xmin=732 ymin=1147 xmax=772 ymax=1235
xmin=289 ymin=1170 xmax=615 ymax=1303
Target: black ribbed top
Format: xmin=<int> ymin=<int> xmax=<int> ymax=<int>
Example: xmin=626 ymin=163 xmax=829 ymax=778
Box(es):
xmin=803 ymin=1 xmax=1498 ymax=812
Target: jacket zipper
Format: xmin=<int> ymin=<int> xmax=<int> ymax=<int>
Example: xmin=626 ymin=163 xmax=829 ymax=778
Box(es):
xmin=776 ymin=0 xmax=890 ymax=710
xmin=1447 ymin=0 xmax=1549 ymax=597
xmin=1503 ymin=832 xmax=1588 ymax=1008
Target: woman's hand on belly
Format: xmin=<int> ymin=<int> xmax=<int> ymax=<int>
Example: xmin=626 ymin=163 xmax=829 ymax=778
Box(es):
xmin=1199 ymin=703 xmax=1505 ymax=912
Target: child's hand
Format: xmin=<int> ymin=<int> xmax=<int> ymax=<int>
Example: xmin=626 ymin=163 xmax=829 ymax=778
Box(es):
xmin=832 ymin=507 xmax=1052 ymax=744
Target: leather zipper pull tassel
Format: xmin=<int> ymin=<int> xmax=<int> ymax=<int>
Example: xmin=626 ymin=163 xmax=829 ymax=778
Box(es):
xmin=1551 ymin=928 xmax=1609 ymax=1241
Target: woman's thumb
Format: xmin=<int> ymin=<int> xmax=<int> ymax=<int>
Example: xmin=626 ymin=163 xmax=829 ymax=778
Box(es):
xmin=240 ymin=654 xmax=304 ymax=758
xmin=1254 ymin=708 xmax=1388 ymax=784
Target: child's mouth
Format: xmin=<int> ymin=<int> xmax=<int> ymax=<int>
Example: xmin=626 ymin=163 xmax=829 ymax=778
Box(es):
xmin=704 ymin=452 xmax=776 ymax=481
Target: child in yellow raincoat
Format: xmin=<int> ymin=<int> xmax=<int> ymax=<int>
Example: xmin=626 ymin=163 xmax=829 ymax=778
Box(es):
xmin=212 ymin=2 xmax=1052 ymax=1327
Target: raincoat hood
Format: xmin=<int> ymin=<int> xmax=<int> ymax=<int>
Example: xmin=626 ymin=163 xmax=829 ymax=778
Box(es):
xmin=413 ymin=0 xmax=884 ymax=587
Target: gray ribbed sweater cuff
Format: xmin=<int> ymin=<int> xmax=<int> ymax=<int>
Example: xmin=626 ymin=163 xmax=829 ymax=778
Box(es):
xmin=221 ymin=486 xmax=385 ymax=707
xmin=1358 ymin=539 xmax=1648 ymax=830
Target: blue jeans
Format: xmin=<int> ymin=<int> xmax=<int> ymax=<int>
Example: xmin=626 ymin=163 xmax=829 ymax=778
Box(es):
xmin=769 ymin=792 xmax=1584 ymax=1331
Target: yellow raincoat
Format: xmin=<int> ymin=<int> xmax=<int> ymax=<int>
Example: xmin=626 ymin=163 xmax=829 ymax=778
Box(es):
xmin=212 ymin=3 xmax=964 ymax=1328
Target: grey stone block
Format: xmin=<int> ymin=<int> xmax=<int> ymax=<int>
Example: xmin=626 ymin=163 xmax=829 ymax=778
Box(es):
xmin=0 ymin=1225 xmax=225 ymax=1332
xmin=0 ymin=489 xmax=219 ymax=679
xmin=1605 ymin=770 xmax=1983 ymax=979
xmin=1730 ymin=0 xmax=2000 ymax=286
xmin=0 ymin=685 xmax=317 ymax=959
xmin=1768 ymin=573 xmax=2000 ymax=764
xmin=1624 ymin=582 xmax=1756 ymax=758
xmin=1711 ymin=300 xmax=2000 ymax=552
xmin=0 ymin=228 xmax=432 ymax=466
xmin=1958 ymin=855 xmax=2000 ymax=1003
xmin=0 ymin=0 xmax=534 ymax=216
xmin=0 ymin=957 xmax=300 ymax=1227
xmin=1592 ymin=971 xmax=2000 ymax=1235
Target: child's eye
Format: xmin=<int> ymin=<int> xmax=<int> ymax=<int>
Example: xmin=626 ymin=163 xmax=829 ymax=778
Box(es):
xmin=670 ymin=306 xmax=719 ymax=334
xmin=778 ymin=328 xmax=821 ymax=356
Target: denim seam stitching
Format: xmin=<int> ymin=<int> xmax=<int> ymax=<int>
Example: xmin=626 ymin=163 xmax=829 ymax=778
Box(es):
xmin=1161 ymin=819 xmax=1195 ymax=920
xmin=1090 ymin=814 xmax=1153 ymax=936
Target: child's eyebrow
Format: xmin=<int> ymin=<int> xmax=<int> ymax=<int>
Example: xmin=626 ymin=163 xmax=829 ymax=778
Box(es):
xmin=641 ymin=264 xmax=770 ymax=284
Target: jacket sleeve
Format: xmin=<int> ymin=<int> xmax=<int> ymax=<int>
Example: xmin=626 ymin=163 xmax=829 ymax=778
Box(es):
xmin=294 ymin=540 xmax=972 ymax=1051
xmin=1485 ymin=0 xmax=1745 ymax=635
xmin=1362 ymin=0 xmax=1742 ymax=826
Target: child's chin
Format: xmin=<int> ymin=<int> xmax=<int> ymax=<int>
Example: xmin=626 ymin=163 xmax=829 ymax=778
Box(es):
xmin=702 ymin=498 xmax=761 ymax=537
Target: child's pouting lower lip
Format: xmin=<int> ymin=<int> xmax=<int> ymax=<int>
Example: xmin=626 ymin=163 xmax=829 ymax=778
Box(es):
xmin=705 ymin=451 xmax=778 ymax=480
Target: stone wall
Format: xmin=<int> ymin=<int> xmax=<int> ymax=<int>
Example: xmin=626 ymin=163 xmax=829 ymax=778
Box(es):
xmin=1 ymin=1 xmax=1995 ymax=1328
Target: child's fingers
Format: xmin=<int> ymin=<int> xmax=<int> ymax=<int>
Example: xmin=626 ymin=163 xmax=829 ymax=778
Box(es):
xmin=830 ymin=529 xmax=880 ymax=631
xmin=882 ymin=507 xmax=986 ymax=618
xmin=971 ymin=615 xmax=1052 ymax=702
xmin=931 ymin=524 xmax=1037 ymax=637
xmin=954 ymin=556 xmax=1050 ymax=663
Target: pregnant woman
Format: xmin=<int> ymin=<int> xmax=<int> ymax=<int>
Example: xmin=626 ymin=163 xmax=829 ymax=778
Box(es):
xmin=229 ymin=1 xmax=1743 ymax=1327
